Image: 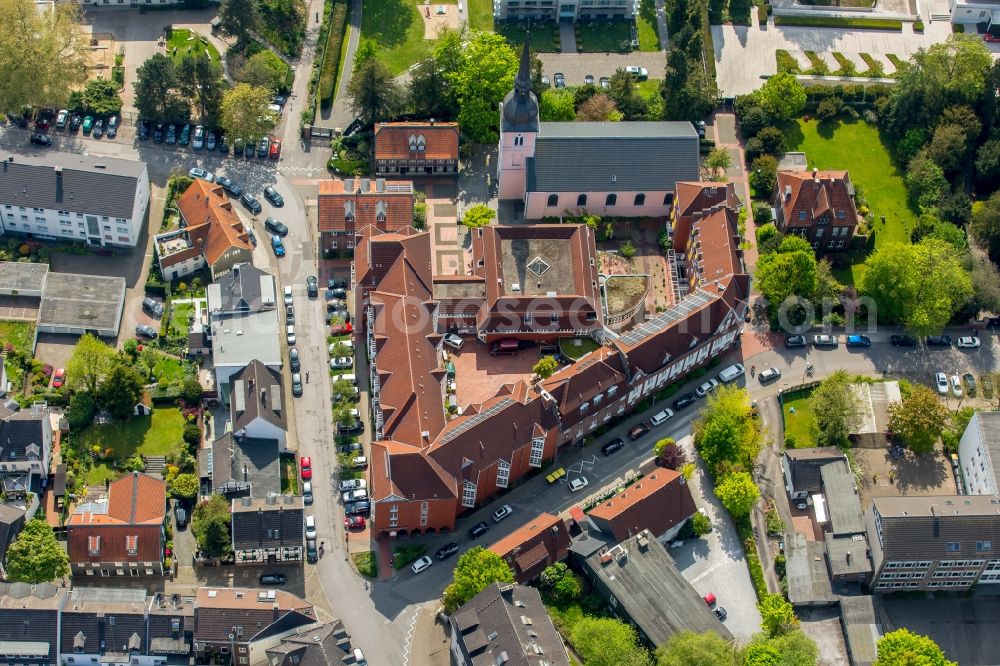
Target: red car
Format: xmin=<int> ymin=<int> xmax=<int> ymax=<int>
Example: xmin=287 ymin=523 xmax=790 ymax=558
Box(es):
xmin=344 ymin=515 xmax=366 ymax=530
xmin=703 ymin=592 xmax=717 ymax=606
xmin=35 ymin=119 xmax=50 ymax=131
xmin=985 ymin=34 xmax=1000 ymax=42
xmin=300 ymin=456 xmax=312 ymax=480
xmin=331 ymin=321 xmax=353 ymax=336
xmin=51 ymin=368 xmax=66 ymax=388
xmin=269 ymin=139 xmax=282 ymax=159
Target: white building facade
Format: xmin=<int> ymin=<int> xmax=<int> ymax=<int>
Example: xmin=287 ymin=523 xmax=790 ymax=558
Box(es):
xmin=958 ymin=411 xmax=1000 ymax=496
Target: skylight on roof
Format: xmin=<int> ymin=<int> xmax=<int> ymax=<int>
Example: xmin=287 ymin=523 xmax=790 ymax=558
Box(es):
xmin=527 ymin=256 xmax=550 ymax=277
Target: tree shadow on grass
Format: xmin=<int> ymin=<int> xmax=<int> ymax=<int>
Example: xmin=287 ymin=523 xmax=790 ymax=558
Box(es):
xmin=361 ymin=0 xmax=418 ymax=50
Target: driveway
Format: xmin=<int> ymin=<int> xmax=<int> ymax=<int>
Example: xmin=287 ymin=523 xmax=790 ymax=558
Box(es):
xmin=536 ymin=52 xmax=666 ymax=86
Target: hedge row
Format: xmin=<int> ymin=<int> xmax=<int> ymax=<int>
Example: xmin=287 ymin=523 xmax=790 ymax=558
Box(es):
xmin=737 ymin=518 xmax=769 ymax=600
xmin=318 ymin=1 xmax=350 ymax=109
xmin=774 ymin=15 xmax=903 ymax=30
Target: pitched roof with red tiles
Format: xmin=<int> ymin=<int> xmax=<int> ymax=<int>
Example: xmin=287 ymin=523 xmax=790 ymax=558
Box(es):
xmin=489 ymin=512 xmax=570 ymax=582
xmin=587 ymin=469 xmax=696 ymax=542
xmin=175 ymin=180 xmax=252 ymax=267
xmin=539 ymin=346 xmax=626 ymax=416
xmin=775 ymin=170 xmax=858 ymax=228
xmin=370 ymin=440 xmax=457 ymax=503
xmin=66 ymin=472 xmax=166 ymax=563
xmin=673 ymin=181 xmax=740 ymax=251
xmin=374 ymin=122 xmax=460 ymax=161
xmin=689 ymin=206 xmax=743 ymax=288
xmin=318 ymin=178 xmax=414 ymax=233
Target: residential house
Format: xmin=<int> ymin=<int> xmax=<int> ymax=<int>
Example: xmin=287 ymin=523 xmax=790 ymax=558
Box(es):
xmin=866 ymin=494 xmax=1000 ymax=592
xmin=782 ymin=447 xmax=846 ymax=500
xmin=317 ymin=177 xmax=414 ymax=252
xmin=369 ymin=439 xmax=458 ymax=536
xmin=958 ymin=411 xmax=1000 ymax=496
xmin=819 ymin=460 xmax=872 ymax=585
xmin=155 ymin=180 xmax=253 ymax=281
xmin=0 ymin=503 xmax=26 ymax=578
xmin=0 ymin=151 xmax=149 ymax=248
xmin=0 ymin=581 xmax=67 ymax=665
xmin=192 ymin=587 xmax=317 ymax=664
xmin=784 ymin=531 xmax=837 ymax=607
xmin=205 ymin=264 xmax=282 ymax=386
xmin=494 ymin=0 xmax=638 ymax=22
xmin=374 ymin=121 xmax=459 ymax=178
xmin=488 ymin=512 xmax=571 ymax=583
xmin=498 ymin=45 xmax=699 ymax=218
xmin=231 ymin=495 xmax=304 ymax=565
xmin=202 ymin=432 xmax=281 ymax=499
xmin=581 ymin=531 xmax=733 ymax=647
xmin=587 ymin=469 xmax=696 ymax=543
xmin=265 ymin=620 xmax=355 ymax=665
xmin=0 ymin=402 xmax=52 ymax=498
xmin=229 ymin=360 xmax=287 ymax=450
xmin=66 ymin=472 xmax=167 ymax=577
xmin=449 ymin=583 xmax=570 ymax=666
xmin=772 ymin=169 xmax=859 ymax=253
xmin=60 ymin=588 xmax=150 ymax=665
xmin=672 ymin=181 xmax=742 ymax=251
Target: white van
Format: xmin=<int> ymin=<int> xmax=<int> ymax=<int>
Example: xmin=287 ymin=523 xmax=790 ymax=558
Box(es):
xmin=718 ymin=363 xmax=745 ymax=383
xmin=353 ymin=648 xmax=367 ymax=665
xmin=650 ymin=409 xmax=674 ymax=426
xmin=339 ymin=373 xmax=357 ymax=385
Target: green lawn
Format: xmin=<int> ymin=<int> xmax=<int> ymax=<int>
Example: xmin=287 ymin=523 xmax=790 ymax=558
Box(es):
xmin=467 ymin=0 xmax=495 ymax=31
xmin=577 ymin=20 xmax=633 ymax=53
xmin=634 ymin=78 xmax=661 ymax=99
xmin=168 ymin=302 xmax=194 ymax=336
xmin=786 ymin=119 xmax=917 ymax=284
xmin=497 ymin=22 xmax=559 ymax=52
xmin=361 ymin=0 xmax=439 ymax=74
xmin=636 ymin=0 xmax=661 ymax=51
xmin=166 ymin=28 xmax=221 ymax=67
xmin=79 ymin=409 xmax=186 ymax=482
xmin=782 ymin=387 xmax=817 ymax=448
xmin=0 ymin=320 xmax=34 ymax=353
xmin=153 ymin=356 xmax=186 ymax=383
xmin=559 ymin=337 xmax=601 ymax=360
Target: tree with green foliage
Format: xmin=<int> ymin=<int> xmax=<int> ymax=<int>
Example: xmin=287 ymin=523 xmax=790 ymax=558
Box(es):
xmin=743 ymin=642 xmax=781 ymax=666
xmin=655 ymin=630 xmax=737 ymax=666
xmin=971 ymin=191 xmax=1000 ymax=265
xmin=758 ymin=593 xmax=799 ymax=637
xmin=662 ymin=47 xmax=717 ymax=123
xmin=78 ymin=77 xmax=122 ymax=115
xmin=354 ymin=38 xmax=377 ymax=67
xmin=693 ymin=385 xmax=762 ymax=475
xmin=68 ymin=391 xmax=97 ymax=430
xmin=859 ymin=238 xmax=973 ymax=334
xmin=97 ymin=360 xmax=145 ymax=418
xmin=177 ymin=51 xmax=223 ymax=121
xmin=183 ymin=423 xmax=202 ymax=447
xmin=220 ymin=83 xmax=276 ymax=145
xmin=927 ymin=123 xmax=969 ymax=177
xmin=181 ymin=377 xmax=204 ymax=405
xmin=217 ymin=0 xmax=260 ymax=47
xmin=539 ymin=562 xmax=582 ymax=601
xmin=533 ymin=355 xmax=559 ymax=380
xmin=816 ymin=95 xmax=843 ymax=122
xmin=67 ymin=334 xmax=115 ymax=396
xmin=690 ymin=510 xmax=712 ymax=537
xmin=704 ymin=148 xmax=732 ymax=181
xmin=461 ymin=204 xmax=496 ymax=229
xmin=753 ymin=73 xmax=806 ymax=122
xmin=134 ymin=53 xmax=188 ymax=122
xmin=5 ymin=519 xmax=69 ymax=583
xmin=749 ymin=155 xmax=779 ymax=197
xmin=348 ymin=57 xmax=403 ymax=127
xmin=888 ymin=384 xmax=950 ymax=454
xmin=715 ymin=471 xmax=759 ymax=518
xmin=170 ymin=473 xmax=200 ymax=500
xmin=975 ymin=138 xmax=1000 ymax=188
xmin=442 ymin=547 xmax=514 ymax=612
xmin=755 ymin=223 xmax=781 ymax=254
xmin=655 ymin=438 xmax=687 ymax=470
xmin=192 ymin=494 xmax=232 ymax=558
xmin=754 ymin=126 xmax=786 ymax=157
xmin=875 ymin=629 xmax=956 ymax=666
xmin=0 ymin=0 xmax=89 ymax=114
xmin=607 ymin=68 xmax=648 ymax=120
xmin=449 ymin=32 xmax=518 ymax=144
xmin=810 ymin=370 xmax=863 ymax=447
xmin=572 ymin=617 xmax=651 ymax=666
xmin=539 ymin=88 xmax=576 ymax=121
xmin=238 ymin=49 xmax=287 ymax=92
xmin=577 ymin=93 xmax=622 ymax=121
xmin=754 ymin=235 xmax=818 ymax=318
xmin=768 ymin=630 xmax=819 ymax=666
xmin=408 ymin=57 xmax=457 ymax=120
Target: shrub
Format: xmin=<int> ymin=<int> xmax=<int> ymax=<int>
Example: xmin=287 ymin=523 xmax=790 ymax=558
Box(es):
xmin=776 ymin=50 xmax=801 ymax=75
xmin=816 ymin=96 xmax=843 ymax=121
xmin=353 ymin=551 xmax=378 ymax=577
xmin=751 ymin=200 xmax=773 ymax=224
xmin=691 ymin=510 xmax=712 ymax=536
xmin=183 ymin=423 xmax=202 ymax=447
xmin=318 ymin=1 xmax=349 ymax=109
xmin=618 ymin=240 xmax=636 ymax=259
xmin=832 ymin=52 xmax=857 ymax=77
xmin=774 ymin=15 xmax=903 ymax=30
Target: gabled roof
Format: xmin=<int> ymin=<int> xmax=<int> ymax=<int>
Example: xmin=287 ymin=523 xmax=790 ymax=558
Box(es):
xmin=775 ymin=170 xmax=858 ymax=227
xmin=370 ymin=440 xmax=457 ymax=502
xmin=0 ymin=405 xmax=49 ymax=462
xmin=265 ymin=621 xmax=353 ymax=666
xmin=489 ymin=512 xmax=571 ymax=583
xmin=674 ymin=181 xmax=741 ymax=223
xmin=67 ymin=472 xmax=165 ymax=526
xmin=174 ymin=180 xmax=252 ymax=266
xmin=527 ymin=122 xmax=699 ymax=193
xmin=783 ymin=447 xmax=845 ymax=495
xmin=540 ymin=347 xmax=625 ymax=416
xmin=206 ymin=263 xmax=277 ymax=315
xmin=374 ymin=122 xmax=460 ymax=161
xmin=66 ymin=472 xmax=166 ymax=564
xmin=231 ymin=360 xmax=286 ymax=434
xmin=230 ymin=495 xmax=303 ymax=550
xmin=688 ymin=206 xmax=744 ymax=287
xmin=587 ymin=469 xmax=696 ymax=542
xmin=208 ymin=433 xmax=281 ymax=498
xmin=318 ymin=177 xmax=414 ymax=233
xmin=194 ymin=587 xmax=315 ymax=644
xmin=869 ymin=495 xmax=1000 ymax=562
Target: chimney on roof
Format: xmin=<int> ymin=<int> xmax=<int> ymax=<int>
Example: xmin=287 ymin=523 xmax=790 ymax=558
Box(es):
xmin=846 ymin=551 xmax=852 ymax=564
xmin=784 ymin=185 xmax=792 ymax=201
xmin=261 ymin=389 xmax=267 ymax=405
xmin=430 ymin=118 xmax=435 ymax=125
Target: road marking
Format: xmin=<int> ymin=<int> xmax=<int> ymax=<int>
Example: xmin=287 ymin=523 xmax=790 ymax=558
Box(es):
xmin=402 ymin=606 xmax=419 ymax=666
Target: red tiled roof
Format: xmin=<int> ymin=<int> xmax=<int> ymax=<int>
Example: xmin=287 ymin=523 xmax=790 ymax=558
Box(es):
xmin=775 ymin=170 xmax=858 ymax=228
xmin=67 ymin=472 xmax=166 ymax=564
xmin=370 ymin=440 xmax=457 ymax=502
xmin=673 ymin=181 xmax=740 ymax=251
xmin=374 ymin=122 xmax=459 ymax=161
xmin=489 ymin=512 xmax=571 ymax=583
xmin=318 ymin=178 xmax=414 ymax=233
xmin=690 ymin=206 xmax=743 ymax=287
xmin=587 ymin=469 xmax=696 ymax=542
xmin=175 ymin=180 xmax=252 ymax=267
xmin=540 ymin=346 xmax=626 ymax=416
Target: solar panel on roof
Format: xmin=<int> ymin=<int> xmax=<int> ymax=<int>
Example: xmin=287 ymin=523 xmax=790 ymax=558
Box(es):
xmin=618 ymin=291 xmax=716 ymax=346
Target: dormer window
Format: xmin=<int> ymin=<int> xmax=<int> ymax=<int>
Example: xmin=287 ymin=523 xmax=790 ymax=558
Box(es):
xmin=126 ymin=535 xmax=138 ymax=556
xmin=417 ymin=134 xmax=426 ymax=152
xmin=344 ymin=201 xmax=355 ymax=222
xmin=376 ymin=200 xmax=387 ymax=223
xmin=88 ymin=535 xmax=101 ymax=556
xmin=408 ymin=133 xmax=418 ymax=151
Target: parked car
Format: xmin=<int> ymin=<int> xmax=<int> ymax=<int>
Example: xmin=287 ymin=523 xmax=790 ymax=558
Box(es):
xmin=269 ymin=138 xmax=282 ymax=159
xmin=339 ymin=479 xmax=367 ymax=492
xmin=265 ymin=217 xmax=288 ymax=236
xmin=263 ymin=186 xmax=284 ymax=207
xmin=69 ymin=114 xmax=82 ymax=132
xmin=284 ymin=285 xmax=294 ymax=305
xmin=411 ymin=555 xmax=433 ymax=575
xmin=153 ymin=122 xmax=164 ymax=143
xmin=672 ymin=393 xmax=698 ymax=411
xmin=345 ymin=500 xmax=370 ymax=515
xmin=759 ymin=367 xmax=781 ymax=383
xmin=703 ymin=593 xmax=716 ymax=606
xmin=957 ymin=336 xmax=981 ymax=349
xmin=890 ymin=334 xmax=918 ymax=347
xmin=650 ymin=408 xmax=675 ymax=425
xmin=602 ymin=438 xmax=625 ymax=456
xmin=257 ymin=136 xmax=269 ymax=157
xmin=135 ymin=325 xmax=158 ymax=339
xmin=951 ymin=374 xmax=963 ymax=398
xmin=444 ymin=333 xmax=464 ymax=350
xmin=291 ymin=373 xmax=303 ymax=396
xmin=51 ymin=368 xmax=66 ymax=388
xmin=286 ymin=324 xmax=296 ymax=345
xmin=351 ymin=456 xmax=368 ymax=469
xmin=260 ymin=573 xmax=287 ymax=585
xmin=963 ymin=373 xmax=977 ymax=394
xmin=188 ymin=167 xmax=214 ymax=183
xmin=813 ymin=334 xmax=838 ymax=347
xmin=342 ymin=489 xmax=368 ymax=504
xmin=192 ymin=125 xmax=205 ymax=149
xmin=218 ymin=133 xmax=228 ymax=153
xmin=142 ymin=297 xmax=164 ymax=317
xmin=29 ymin=133 xmax=52 ymax=146
xmin=271 ymin=235 xmax=286 ymax=257
xmin=240 ymin=193 xmax=262 ymax=214
xmin=628 ymin=424 xmax=649 ymax=441
xmin=718 ymin=363 xmax=745 ymax=383
xmin=569 ymin=476 xmax=589 ymax=492
xmin=492 ymin=505 xmax=513 ymax=523
xmin=234 ymin=137 xmax=244 ymax=155
xmin=345 ymin=515 xmax=366 ymax=530
xmin=624 ymin=65 xmax=649 ymax=80
xmin=175 ymin=503 xmax=188 ymax=528
xmin=695 ymin=378 xmax=720 ymax=397
xmin=106 ymin=115 xmax=118 ymax=139
xmin=926 ymin=335 xmax=953 ymax=347
xmin=329 ymin=277 xmax=348 ymax=289
xmin=92 ymin=119 xmax=104 ymax=138
xmin=302 ymin=480 xmax=313 ymax=504
xmin=289 ymin=348 xmax=300 ymax=371
xmin=300 ymin=456 xmax=312 ymax=480
xmin=206 ymin=130 xmax=217 ymax=151
xmin=330 ymin=357 xmax=352 ymax=369
xmin=554 ymin=72 xmax=565 ymax=88
xmin=138 ymin=120 xmax=150 ymax=140
xmin=935 ymin=372 xmax=949 ymax=395
xmin=846 ymin=335 xmax=871 ymax=347
xmin=714 ymin=607 xmax=727 ymax=621
xmin=784 ymin=334 xmax=807 ymax=347
xmin=165 ymin=123 xmax=177 ymax=144
xmin=306 ymin=539 xmax=318 ymax=563
xmin=179 ymin=123 xmax=191 ymax=146
xmin=468 ymin=521 xmax=490 ymax=539
xmin=436 ymin=542 xmax=460 ymax=560
xmin=244 ymin=137 xmax=256 ymax=158
xmin=306 ymin=276 xmax=319 ymax=297
xmin=55 ymin=109 xmax=68 ymax=129
xmin=216 ymin=176 xmax=242 ymax=197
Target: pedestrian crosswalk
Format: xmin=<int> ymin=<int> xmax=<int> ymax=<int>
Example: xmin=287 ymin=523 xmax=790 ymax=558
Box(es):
xmin=279 ymin=165 xmax=328 ymax=177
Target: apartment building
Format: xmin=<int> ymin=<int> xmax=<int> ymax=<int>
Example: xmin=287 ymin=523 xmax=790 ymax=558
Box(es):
xmin=317 ymin=176 xmax=414 ymax=252
xmin=0 ymin=152 xmax=149 ymax=248
xmin=373 ymin=121 xmax=459 ymax=178
xmin=958 ymin=411 xmax=1000 ymax=496
xmin=772 ymin=169 xmax=859 ymax=253
xmin=493 ymin=0 xmax=639 ymax=25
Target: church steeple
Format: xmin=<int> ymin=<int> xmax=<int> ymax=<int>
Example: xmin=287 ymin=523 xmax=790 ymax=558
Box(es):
xmin=501 ymin=39 xmax=539 ymax=133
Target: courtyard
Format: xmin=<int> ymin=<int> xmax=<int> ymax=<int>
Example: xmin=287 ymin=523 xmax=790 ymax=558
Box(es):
xmin=449 ymin=340 xmax=539 ymax=406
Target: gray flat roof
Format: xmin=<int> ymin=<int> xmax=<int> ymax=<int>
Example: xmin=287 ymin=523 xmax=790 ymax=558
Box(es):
xmin=37 ymin=272 xmax=125 ymax=333
xmin=539 ymin=121 xmax=698 ymax=138
xmin=210 ymin=310 xmax=281 ymax=368
xmin=785 ymin=532 xmax=835 ymax=606
xmin=585 ymin=532 xmax=733 ymax=646
xmin=0 ymin=151 xmax=145 ymax=220
xmin=825 ymin=533 xmax=874 ymax=578
xmin=821 ymin=460 xmax=866 ymax=536
xmin=839 ymin=595 xmax=878 ymax=666
xmin=0 ymin=262 xmax=48 ymax=293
